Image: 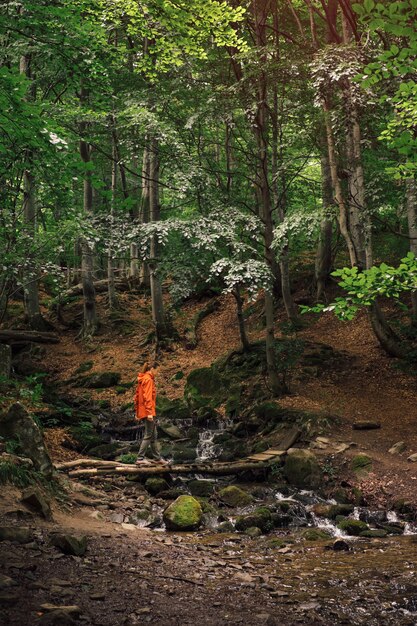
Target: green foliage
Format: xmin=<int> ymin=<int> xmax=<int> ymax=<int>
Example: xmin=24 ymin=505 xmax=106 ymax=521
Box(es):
xmin=302 ymin=253 xmax=417 ymax=320
xmin=0 ymin=460 xmax=33 ymax=488
xmin=118 ymin=453 xmax=137 ymax=464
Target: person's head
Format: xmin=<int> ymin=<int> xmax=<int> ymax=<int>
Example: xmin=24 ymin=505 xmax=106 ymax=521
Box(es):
xmin=140 ymin=361 xmax=159 ymax=376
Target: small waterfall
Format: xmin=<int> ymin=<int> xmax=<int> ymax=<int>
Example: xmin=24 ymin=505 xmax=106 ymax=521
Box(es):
xmin=196 ymin=430 xmax=221 ymax=461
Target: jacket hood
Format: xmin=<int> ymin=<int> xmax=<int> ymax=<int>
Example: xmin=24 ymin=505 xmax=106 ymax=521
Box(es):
xmin=138 ymin=371 xmax=154 ymax=384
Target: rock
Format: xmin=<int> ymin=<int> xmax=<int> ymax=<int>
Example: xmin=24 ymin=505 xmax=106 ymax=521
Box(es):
xmin=184 ymin=367 xmax=224 ymax=411
xmin=244 ymin=526 xmax=262 ymax=538
xmin=158 ymin=488 xmax=187 ymax=500
xmin=254 ymin=402 xmax=287 ymax=423
xmin=359 ymin=529 xmax=388 ymax=538
xmin=188 ymin=479 xmax=215 ymax=498
xmin=332 ymin=539 xmax=351 ymax=551
xmin=352 ymin=421 xmax=381 ymax=430
xmin=163 ymin=495 xmax=203 ymax=531
xmin=0 ymin=402 xmax=53 ymax=476
xmin=49 ymin=533 xmax=87 ymax=556
xmin=145 ymin=477 xmax=170 ymax=496
xmin=216 ymin=521 xmax=235 ymax=533
xmin=284 ymin=449 xmax=321 ymax=489
xmin=40 ymin=604 xmax=81 ymax=616
xmin=407 ymin=453 xmax=417 ymax=462
xmin=326 ymin=504 xmax=354 ymax=519
xmin=301 ymin=528 xmax=333 ymax=541
xmin=389 ymin=441 xmax=406 ymax=455
xmin=379 ymin=523 xmax=405 ymax=535
xmin=21 ymin=488 xmax=52 ymax=520
xmin=235 ymin=507 xmax=273 ymax=533
xmin=156 ymin=395 xmax=190 ymax=421
xmin=158 ymin=423 xmax=183 ymax=440
xmin=0 ymin=344 xmax=11 ymax=378
xmin=337 ymin=519 xmax=369 ymax=536
xmin=79 ymin=371 xmax=121 ymax=388
xmin=172 ymin=443 xmax=197 ymax=463
xmin=351 ymin=454 xmax=372 ymax=475
xmin=358 ymin=509 xmax=387 ymax=525
xmin=217 ymin=485 xmax=253 ymax=508
xmin=0 ymin=526 xmax=32 ymax=544
xmin=39 ymin=610 xmax=77 ymax=625
xmin=0 ymin=575 xmax=17 ymax=590
xmin=392 ymin=499 xmax=416 ymax=519
xmin=89 ymin=443 xmax=123 ymax=459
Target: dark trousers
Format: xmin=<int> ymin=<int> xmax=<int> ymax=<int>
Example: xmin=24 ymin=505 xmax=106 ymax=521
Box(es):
xmin=138 ymin=418 xmax=161 ymax=460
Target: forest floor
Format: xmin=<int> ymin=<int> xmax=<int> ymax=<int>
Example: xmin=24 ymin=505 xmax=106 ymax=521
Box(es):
xmin=2 ymin=290 xmax=417 ymax=625
xmin=39 ymin=289 xmax=417 ymax=506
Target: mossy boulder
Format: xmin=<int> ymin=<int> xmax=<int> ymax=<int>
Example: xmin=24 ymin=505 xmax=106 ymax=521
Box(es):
xmin=188 ymin=479 xmax=215 ymax=498
xmin=163 ymin=495 xmax=203 ymax=531
xmin=235 ymin=507 xmax=273 ymax=533
xmin=245 ymin=526 xmax=262 ymax=538
xmin=217 ymin=485 xmax=253 ymax=508
xmin=89 ymin=443 xmax=122 ymax=460
xmin=156 ymin=396 xmax=189 ymax=421
xmin=337 ymin=519 xmax=369 ymax=536
xmin=359 ymin=529 xmax=388 ymax=538
xmin=184 ymin=367 xmax=225 ymax=411
xmin=49 ymin=533 xmax=88 ymax=556
xmin=216 ymin=520 xmax=235 ymax=533
xmin=284 ymin=449 xmax=321 ymax=489
xmin=351 ymin=454 xmax=372 ymax=475
xmin=314 ymin=504 xmax=354 ymax=520
xmin=172 ymin=444 xmax=197 ymax=463
xmin=158 ymin=422 xmax=183 ymax=440
xmin=379 ymin=523 xmax=405 ymax=535
xmin=145 ymin=477 xmax=170 ymax=496
xmin=301 ymin=528 xmax=333 ymax=541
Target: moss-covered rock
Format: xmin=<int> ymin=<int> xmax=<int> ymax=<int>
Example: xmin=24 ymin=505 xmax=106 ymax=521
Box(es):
xmin=301 ymin=528 xmax=333 ymax=541
xmin=313 ymin=504 xmax=354 ymax=520
xmin=359 ymin=529 xmax=388 ymax=538
xmin=254 ymin=402 xmax=287 ymax=423
xmin=379 ymin=523 xmax=405 ymax=535
xmin=235 ymin=507 xmax=273 ymax=533
xmin=158 ymin=422 xmax=183 ymax=440
xmin=217 ymin=485 xmax=253 ymax=508
xmin=184 ymin=367 xmax=225 ymax=411
xmin=163 ymin=495 xmax=203 ymax=531
xmin=216 ymin=520 xmax=235 ymax=533
xmin=145 ymin=477 xmax=170 ymax=496
xmin=284 ymin=449 xmax=321 ymax=489
xmin=337 ymin=519 xmax=369 ymax=536
xmin=244 ymin=526 xmax=262 ymax=538
xmin=172 ymin=444 xmax=197 ymax=463
xmin=351 ymin=454 xmax=372 ymax=475
xmin=89 ymin=443 xmax=122 ymax=459
xmin=156 ymin=396 xmax=189 ymax=421
xmin=188 ymin=479 xmax=215 ymax=498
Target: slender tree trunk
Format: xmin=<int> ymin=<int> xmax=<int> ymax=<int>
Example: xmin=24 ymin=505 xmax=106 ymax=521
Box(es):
xmin=149 ymin=137 xmax=170 ymax=341
xmin=233 ymin=287 xmax=250 ymax=351
xmin=79 ymin=85 xmax=98 ymax=338
xmin=20 ymin=53 xmax=47 ymax=331
xmin=253 ymin=0 xmax=282 ymax=395
xmin=107 ymin=114 xmax=119 ymax=310
xmin=139 ymin=146 xmax=151 ymax=288
xmin=315 ymin=148 xmax=333 ymax=301
xmin=406 ymin=178 xmax=417 ymax=322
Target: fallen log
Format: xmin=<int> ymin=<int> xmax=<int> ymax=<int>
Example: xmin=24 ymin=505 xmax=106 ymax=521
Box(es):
xmin=64 ymin=279 xmax=127 ymax=299
xmin=67 ymin=459 xmax=276 ymax=478
xmin=55 ymin=459 xmax=122 ymax=470
xmin=0 ymin=330 xmax=60 ymax=344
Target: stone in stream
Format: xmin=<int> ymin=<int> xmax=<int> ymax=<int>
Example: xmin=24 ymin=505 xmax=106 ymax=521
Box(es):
xmin=301 ymin=528 xmax=333 ymax=541
xmin=235 ymin=507 xmax=272 ymax=534
xmin=163 ymin=495 xmax=203 ymax=531
xmin=337 ymin=519 xmax=369 ymax=536
xmin=284 ymin=449 xmax=321 ymax=489
xmin=389 ymin=441 xmax=406 ymax=455
xmin=331 ymin=539 xmax=351 ymax=551
xmin=0 ymin=402 xmax=53 ymax=476
xmin=217 ymin=485 xmax=253 ymax=507
xmin=359 ymin=529 xmax=388 ymax=538
xmin=145 ymin=477 xmax=170 ymax=496
xmin=188 ymin=479 xmax=215 ymax=498
xmin=49 ymin=533 xmax=88 ymax=556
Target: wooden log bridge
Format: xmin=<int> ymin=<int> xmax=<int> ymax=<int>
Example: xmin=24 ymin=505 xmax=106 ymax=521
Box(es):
xmin=55 ymin=428 xmax=301 ymax=479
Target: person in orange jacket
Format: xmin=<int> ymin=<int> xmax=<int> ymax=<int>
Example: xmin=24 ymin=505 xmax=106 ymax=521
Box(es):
xmin=134 ymin=361 xmax=168 ymax=465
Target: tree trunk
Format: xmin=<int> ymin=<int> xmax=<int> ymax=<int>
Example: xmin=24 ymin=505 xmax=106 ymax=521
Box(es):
xmin=107 ymin=114 xmax=119 ymax=310
xmin=79 ymin=85 xmax=98 ymax=339
xmin=20 ymin=53 xmax=47 ymax=331
xmin=315 ymin=149 xmax=333 ymax=301
xmin=139 ymin=146 xmax=151 ymax=288
xmin=149 ymin=137 xmax=171 ymax=341
xmin=233 ymin=287 xmax=250 ymax=351
xmin=406 ymin=178 xmax=417 ymax=322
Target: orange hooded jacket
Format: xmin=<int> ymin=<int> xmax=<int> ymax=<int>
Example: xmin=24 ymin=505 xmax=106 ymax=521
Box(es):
xmin=134 ymin=371 xmax=156 ymax=419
